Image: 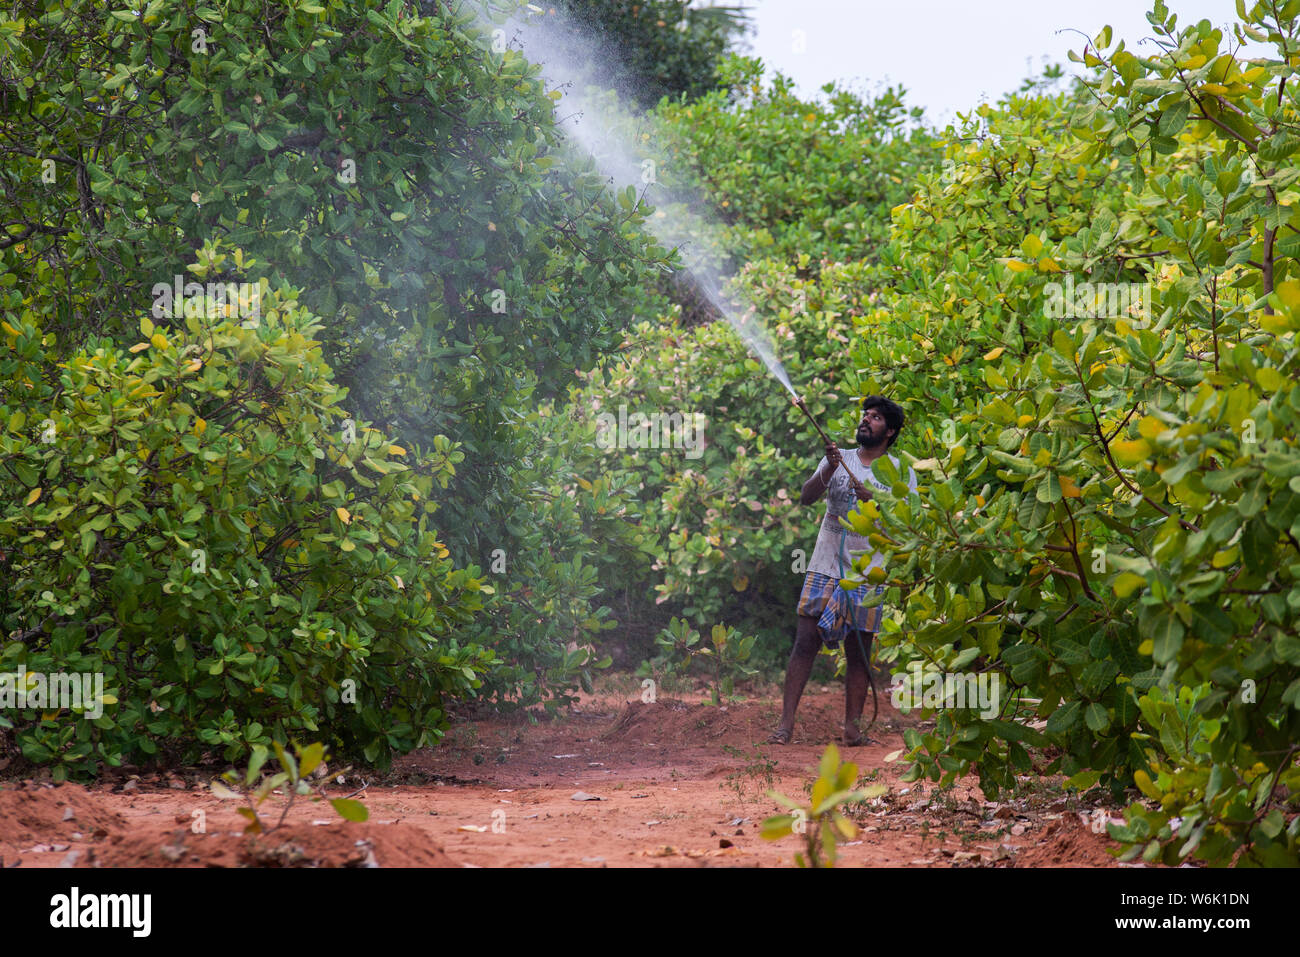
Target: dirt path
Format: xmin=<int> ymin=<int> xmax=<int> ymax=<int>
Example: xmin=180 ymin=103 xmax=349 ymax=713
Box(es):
xmin=0 ymin=689 xmax=1120 ymax=868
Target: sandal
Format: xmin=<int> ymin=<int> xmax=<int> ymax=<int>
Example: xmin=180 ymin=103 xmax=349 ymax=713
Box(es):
xmin=766 ymin=727 xmax=792 ymax=745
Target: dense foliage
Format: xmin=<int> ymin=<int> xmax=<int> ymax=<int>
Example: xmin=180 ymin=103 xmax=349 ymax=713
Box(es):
xmin=836 ymin=4 xmax=1300 ymax=866
xmin=1 ymin=245 xmax=495 ymax=776
xmin=0 ymin=0 xmax=698 ymax=732
xmin=564 ymin=6 xmax=1300 ymax=866
xmin=654 ymin=55 xmax=941 ymax=267
xmin=3 ymin=0 xmax=1297 ymax=869
xmin=541 ymin=0 xmax=750 ymax=111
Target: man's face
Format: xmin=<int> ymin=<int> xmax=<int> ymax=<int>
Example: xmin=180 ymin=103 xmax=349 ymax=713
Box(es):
xmin=856 ymin=406 xmax=895 ymax=449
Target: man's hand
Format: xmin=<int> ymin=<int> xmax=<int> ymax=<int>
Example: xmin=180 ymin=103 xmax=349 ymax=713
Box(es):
xmin=823 ymin=442 xmax=872 ymax=501
xmin=823 ymin=441 xmax=843 ymax=475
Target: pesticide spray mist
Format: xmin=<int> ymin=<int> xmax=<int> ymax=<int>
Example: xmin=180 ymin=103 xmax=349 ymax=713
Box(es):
xmin=458 ymin=0 xmax=797 ymax=398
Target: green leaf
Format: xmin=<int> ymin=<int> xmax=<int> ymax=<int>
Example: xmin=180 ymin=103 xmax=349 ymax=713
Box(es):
xmin=761 ymin=814 xmax=796 ymax=840
xmin=210 ymin=779 xmax=242 ymax=800
xmin=1084 ymin=702 xmax=1110 ymax=732
xmin=330 ymin=798 xmax=369 ymax=822
xmin=1150 ymin=611 xmax=1186 ymax=664
xmin=1046 ymin=700 xmax=1081 ymax=736
xmin=273 ymin=740 xmax=299 ymax=782
xmin=254 ymin=772 xmax=290 ymax=802
xmin=1157 ymin=101 xmax=1189 ymax=136
xmin=1065 ymin=769 xmax=1102 ymax=791
xmin=246 ymin=744 xmax=269 ymax=786
xmin=298 ymin=742 xmax=326 ymax=779
xmin=236 ymin=806 xmax=262 ymax=833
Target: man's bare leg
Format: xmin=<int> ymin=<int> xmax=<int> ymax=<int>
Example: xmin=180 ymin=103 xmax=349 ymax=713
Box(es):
xmin=843 ymin=630 xmax=873 ymax=746
xmin=767 ymin=615 xmax=821 ymax=744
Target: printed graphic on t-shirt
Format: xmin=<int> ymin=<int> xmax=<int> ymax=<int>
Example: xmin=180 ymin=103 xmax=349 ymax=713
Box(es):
xmin=820 ymin=454 xmax=892 ymax=517
xmin=806 ymin=453 xmax=917 ymax=580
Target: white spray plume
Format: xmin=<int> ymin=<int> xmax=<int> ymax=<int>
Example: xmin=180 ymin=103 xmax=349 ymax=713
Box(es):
xmin=455 ymin=0 xmax=797 ymax=396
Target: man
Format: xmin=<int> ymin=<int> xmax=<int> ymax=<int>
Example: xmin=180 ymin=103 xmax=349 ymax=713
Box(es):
xmin=767 ymin=394 xmax=915 ymax=746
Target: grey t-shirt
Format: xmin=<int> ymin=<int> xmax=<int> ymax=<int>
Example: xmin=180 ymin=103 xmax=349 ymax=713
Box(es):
xmin=806 ymin=452 xmax=916 ymax=578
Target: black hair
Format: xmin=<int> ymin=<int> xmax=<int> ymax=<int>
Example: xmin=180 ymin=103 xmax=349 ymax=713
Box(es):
xmin=860 ymin=395 xmax=904 ymax=449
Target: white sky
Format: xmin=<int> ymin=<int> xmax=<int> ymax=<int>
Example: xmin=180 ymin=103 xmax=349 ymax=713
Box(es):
xmin=740 ymin=0 xmax=1255 ymax=126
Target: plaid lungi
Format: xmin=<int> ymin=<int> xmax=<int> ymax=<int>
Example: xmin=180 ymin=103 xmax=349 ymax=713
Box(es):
xmin=797 ymin=571 xmax=885 ymax=649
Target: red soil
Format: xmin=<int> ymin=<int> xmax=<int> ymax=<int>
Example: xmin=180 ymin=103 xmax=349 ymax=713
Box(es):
xmin=0 ymin=689 xmax=1124 ymax=868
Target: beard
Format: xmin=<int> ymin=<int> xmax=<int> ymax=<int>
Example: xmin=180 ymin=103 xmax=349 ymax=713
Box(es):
xmin=857 ymin=425 xmax=886 ymax=450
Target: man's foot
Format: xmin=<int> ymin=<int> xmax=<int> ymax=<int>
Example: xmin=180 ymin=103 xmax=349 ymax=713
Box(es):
xmin=767 ymin=726 xmax=792 ymax=745
xmin=842 ymin=727 xmax=872 ymax=747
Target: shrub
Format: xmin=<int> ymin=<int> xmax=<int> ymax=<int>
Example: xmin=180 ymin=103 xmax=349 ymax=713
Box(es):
xmin=845 ymin=5 xmax=1300 ymax=866
xmin=0 ymin=245 xmax=495 ymax=778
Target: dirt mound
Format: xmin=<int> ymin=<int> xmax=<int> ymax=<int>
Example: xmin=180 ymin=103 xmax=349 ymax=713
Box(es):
xmin=605 ymin=699 xmax=753 ymax=743
xmin=603 ymin=697 xmax=845 ymax=748
xmin=85 ymin=821 xmax=459 ymax=868
xmin=1014 ymin=817 xmax=1118 ymax=867
xmin=0 ymin=782 xmax=127 ymax=853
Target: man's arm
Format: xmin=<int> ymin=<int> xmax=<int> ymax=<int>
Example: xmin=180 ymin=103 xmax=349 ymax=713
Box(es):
xmin=800 ymin=454 xmax=835 ymax=506
xmin=801 ymin=443 xmax=875 ymax=506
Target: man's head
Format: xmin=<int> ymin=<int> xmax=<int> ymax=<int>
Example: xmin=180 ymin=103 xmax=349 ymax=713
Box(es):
xmin=857 ymin=395 xmax=904 ymax=450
